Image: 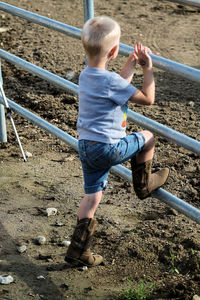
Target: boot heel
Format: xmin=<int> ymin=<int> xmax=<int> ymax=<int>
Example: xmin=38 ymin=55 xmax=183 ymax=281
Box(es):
xmin=65 ymin=256 xmax=80 ymax=266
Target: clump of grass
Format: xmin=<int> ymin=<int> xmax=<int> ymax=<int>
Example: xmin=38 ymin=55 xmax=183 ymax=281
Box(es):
xmin=119 ymin=278 xmax=155 ymax=300
xmin=190 ymin=248 xmax=195 ymax=256
xmin=169 ymin=250 xmax=179 ymax=275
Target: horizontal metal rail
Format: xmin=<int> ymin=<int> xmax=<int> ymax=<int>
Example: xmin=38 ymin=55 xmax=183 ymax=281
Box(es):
xmin=111 ymin=164 xmax=200 ymax=224
xmin=0 ymin=50 xmax=78 ymax=95
xmin=0 ymin=94 xmax=199 ymax=224
xmin=0 ymin=49 xmax=199 ymax=155
xmin=119 ymin=44 xmax=200 ymax=84
xmin=0 ymin=2 xmax=200 ymax=83
xmin=167 ymin=0 xmax=200 ymax=8
xmin=0 ymin=2 xmax=82 ymax=39
xmin=0 ymin=96 xmax=78 ymax=150
xmin=127 ymin=110 xmax=200 ymax=155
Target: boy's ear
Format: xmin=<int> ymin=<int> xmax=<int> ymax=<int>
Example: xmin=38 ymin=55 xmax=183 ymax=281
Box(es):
xmin=109 ymin=45 xmax=118 ymax=58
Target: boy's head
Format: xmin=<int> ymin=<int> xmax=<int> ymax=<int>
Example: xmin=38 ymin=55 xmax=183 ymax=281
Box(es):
xmin=81 ymin=16 xmax=121 ymax=59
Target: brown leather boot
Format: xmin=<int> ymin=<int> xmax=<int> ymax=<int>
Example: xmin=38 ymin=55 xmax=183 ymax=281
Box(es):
xmin=65 ymin=218 xmax=103 ymax=267
xmin=131 ymin=158 xmax=169 ymax=200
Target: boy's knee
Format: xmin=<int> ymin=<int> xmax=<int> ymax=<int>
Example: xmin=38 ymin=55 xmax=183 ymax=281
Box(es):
xmin=85 ymin=190 xmax=103 ymax=202
xmin=141 ymin=130 xmax=154 ymax=142
xmin=141 ymin=130 xmax=154 ymax=149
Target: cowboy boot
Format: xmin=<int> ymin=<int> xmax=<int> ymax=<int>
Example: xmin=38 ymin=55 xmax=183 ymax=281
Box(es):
xmin=65 ymin=218 xmax=103 ymax=267
xmin=131 ymin=158 xmax=169 ymax=200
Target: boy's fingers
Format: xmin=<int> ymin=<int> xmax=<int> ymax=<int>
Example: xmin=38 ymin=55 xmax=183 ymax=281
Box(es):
xmin=134 ymin=43 xmax=138 ymax=54
xmin=133 ymin=53 xmax=138 ymax=61
xmin=138 ymin=42 xmax=142 ymax=52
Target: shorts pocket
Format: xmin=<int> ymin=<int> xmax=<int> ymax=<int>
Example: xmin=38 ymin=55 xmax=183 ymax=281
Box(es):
xmin=86 ymin=143 xmax=112 ymax=168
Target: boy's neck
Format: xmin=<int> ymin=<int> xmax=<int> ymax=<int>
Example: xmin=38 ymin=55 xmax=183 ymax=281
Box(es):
xmin=87 ymin=57 xmax=109 ymax=70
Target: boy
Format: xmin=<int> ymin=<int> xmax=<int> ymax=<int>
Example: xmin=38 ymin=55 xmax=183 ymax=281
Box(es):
xmin=65 ymin=16 xmax=169 ymax=267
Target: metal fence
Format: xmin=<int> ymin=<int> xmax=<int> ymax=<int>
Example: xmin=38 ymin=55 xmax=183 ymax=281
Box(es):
xmin=0 ymin=1 xmax=200 ymax=224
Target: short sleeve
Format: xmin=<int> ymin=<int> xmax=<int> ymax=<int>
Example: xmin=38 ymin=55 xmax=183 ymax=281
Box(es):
xmin=108 ymin=72 xmax=137 ymax=106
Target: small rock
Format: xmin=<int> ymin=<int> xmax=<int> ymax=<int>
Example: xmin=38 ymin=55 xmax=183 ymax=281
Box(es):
xmin=0 ymin=275 xmax=14 ymax=284
xmin=82 ymin=266 xmax=88 ymax=271
xmin=37 ymin=275 xmax=45 ymax=280
xmin=189 ymin=101 xmax=195 ymax=107
xmin=193 ymin=295 xmax=200 ymax=300
xmin=55 ymin=221 xmax=64 ymax=227
xmin=46 ymin=207 xmax=57 ymax=217
xmin=61 ymin=240 xmax=71 ymax=247
xmin=184 ymin=166 xmax=196 ymax=172
xmin=25 ymin=151 xmax=32 ymax=158
xmin=28 ymin=292 xmax=35 ymax=297
xmin=38 ymin=254 xmax=53 ymax=261
xmin=35 ymin=236 xmax=46 ymax=245
xmin=66 ymin=71 xmax=75 ymax=80
xmin=17 ymin=245 xmax=27 ymax=253
xmin=0 ymin=27 xmax=10 ymax=33
xmin=0 ymin=260 xmax=7 ymax=264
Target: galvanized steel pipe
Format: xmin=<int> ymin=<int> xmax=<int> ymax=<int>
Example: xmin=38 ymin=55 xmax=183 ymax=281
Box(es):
xmin=127 ymin=109 xmax=200 ymax=155
xmin=0 ymin=2 xmax=200 ymax=83
xmin=0 ymin=60 xmax=7 ymax=142
xmin=0 ymin=50 xmax=78 ymax=95
xmin=0 ymin=105 xmax=7 ymax=142
xmin=0 ymin=96 xmax=78 ymax=151
xmin=111 ymin=164 xmax=200 ymax=224
xmin=0 ymin=2 xmax=82 ymax=39
xmin=0 ymin=50 xmax=199 ymax=155
xmin=83 ymin=0 xmax=94 ymax=22
xmin=119 ymin=43 xmax=200 ymax=83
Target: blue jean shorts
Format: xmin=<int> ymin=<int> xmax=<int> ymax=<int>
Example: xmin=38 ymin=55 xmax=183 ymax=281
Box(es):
xmin=78 ymin=132 xmax=145 ymax=194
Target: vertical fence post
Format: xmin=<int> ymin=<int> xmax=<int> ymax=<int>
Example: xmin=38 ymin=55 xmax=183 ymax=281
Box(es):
xmin=83 ymin=0 xmax=94 ymax=65
xmin=83 ymin=0 xmax=94 ymax=23
xmin=0 ymin=59 xmax=7 ymax=142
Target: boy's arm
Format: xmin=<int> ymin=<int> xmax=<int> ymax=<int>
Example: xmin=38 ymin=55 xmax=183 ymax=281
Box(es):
xmin=129 ymin=42 xmax=155 ymax=105
xmin=120 ymin=53 xmax=136 ymax=83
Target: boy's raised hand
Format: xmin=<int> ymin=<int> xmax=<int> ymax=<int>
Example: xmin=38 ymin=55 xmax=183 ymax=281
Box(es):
xmin=133 ymin=42 xmax=153 ymax=69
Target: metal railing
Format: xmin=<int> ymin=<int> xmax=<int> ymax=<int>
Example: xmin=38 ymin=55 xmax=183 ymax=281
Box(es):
xmin=0 ymin=1 xmax=199 ymax=224
xmin=0 ymin=50 xmax=199 ymax=156
xmin=0 ymin=60 xmax=7 ymax=142
xmin=0 ymin=2 xmax=199 ymax=83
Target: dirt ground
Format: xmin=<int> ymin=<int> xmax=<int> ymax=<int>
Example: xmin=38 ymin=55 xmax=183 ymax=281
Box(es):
xmin=0 ymin=0 xmax=200 ymax=299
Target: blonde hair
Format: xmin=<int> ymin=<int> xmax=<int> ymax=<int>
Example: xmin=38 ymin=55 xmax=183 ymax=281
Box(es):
xmin=81 ymin=16 xmax=121 ymax=58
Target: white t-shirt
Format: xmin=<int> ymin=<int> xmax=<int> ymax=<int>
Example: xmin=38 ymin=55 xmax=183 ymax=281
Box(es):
xmin=77 ymin=66 xmax=137 ymax=144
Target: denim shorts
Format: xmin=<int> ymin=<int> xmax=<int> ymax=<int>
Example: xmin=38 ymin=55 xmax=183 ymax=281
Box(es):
xmin=78 ymin=132 xmax=145 ymax=194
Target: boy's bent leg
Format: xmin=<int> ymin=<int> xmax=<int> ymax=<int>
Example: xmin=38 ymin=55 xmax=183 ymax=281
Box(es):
xmin=135 ymin=130 xmax=154 ymax=164
xmin=65 ymin=191 xmax=103 ymax=267
xmin=131 ymin=130 xmax=169 ymax=199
